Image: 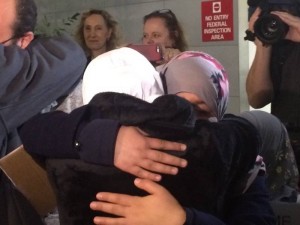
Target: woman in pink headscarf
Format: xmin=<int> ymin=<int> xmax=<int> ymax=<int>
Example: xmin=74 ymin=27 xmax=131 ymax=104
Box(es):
xmin=159 ymin=51 xmax=299 ymax=201
xmin=158 ymin=51 xmax=229 ymax=121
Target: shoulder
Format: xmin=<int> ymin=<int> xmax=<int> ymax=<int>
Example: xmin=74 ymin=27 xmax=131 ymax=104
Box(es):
xmin=28 ymin=34 xmax=85 ymax=57
xmin=197 ymin=114 xmax=260 ymax=142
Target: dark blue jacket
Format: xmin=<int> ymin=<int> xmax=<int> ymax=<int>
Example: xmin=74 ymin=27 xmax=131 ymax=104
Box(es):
xmin=0 ymin=34 xmax=87 ymax=225
xmin=0 ymin=34 xmax=86 ymax=156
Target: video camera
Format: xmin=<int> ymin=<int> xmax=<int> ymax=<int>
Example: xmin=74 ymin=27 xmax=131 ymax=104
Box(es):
xmin=247 ymin=0 xmax=300 ymax=45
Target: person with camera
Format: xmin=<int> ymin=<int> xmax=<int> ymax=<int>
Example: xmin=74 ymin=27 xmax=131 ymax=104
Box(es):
xmin=246 ymin=3 xmax=300 ymax=189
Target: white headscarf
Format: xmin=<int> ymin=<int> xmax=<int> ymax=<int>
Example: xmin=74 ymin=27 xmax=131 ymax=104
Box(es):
xmin=82 ymin=47 xmax=163 ymax=104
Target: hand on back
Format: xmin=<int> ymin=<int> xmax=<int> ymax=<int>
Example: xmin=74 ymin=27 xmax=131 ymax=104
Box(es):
xmin=114 ymin=126 xmax=187 ymax=181
xmin=90 ymin=178 xmax=186 ymax=225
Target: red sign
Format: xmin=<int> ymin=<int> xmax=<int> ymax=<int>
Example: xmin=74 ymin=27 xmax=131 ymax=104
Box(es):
xmin=201 ymin=0 xmax=234 ymax=42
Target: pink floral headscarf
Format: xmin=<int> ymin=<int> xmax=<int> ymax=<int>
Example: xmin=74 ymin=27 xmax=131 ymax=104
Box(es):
xmin=158 ymin=51 xmax=229 ymax=120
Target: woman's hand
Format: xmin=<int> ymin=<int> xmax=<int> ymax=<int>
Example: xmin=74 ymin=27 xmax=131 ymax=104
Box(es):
xmin=90 ymin=178 xmax=186 ymax=225
xmin=114 ymin=126 xmax=187 ymax=181
xmin=162 ymin=47 xmax=181 ymax=63
xmin=155 ymin=46 xmax=181 ymax=65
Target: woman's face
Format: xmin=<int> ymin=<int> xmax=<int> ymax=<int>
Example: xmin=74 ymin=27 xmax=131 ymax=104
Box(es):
xmin=83 ymin=14 xmax=111 ymax=54
xmin=142 ymin=17 xmax=174 ymax=48
xmin=176 ymin=92 xmax=213 ymax=120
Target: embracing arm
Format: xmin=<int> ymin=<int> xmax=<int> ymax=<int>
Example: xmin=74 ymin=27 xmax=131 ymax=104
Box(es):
xmin=19 ymin=105 xmax=120 ymax=163
xmin=0 ymin=34 xmax=87 ymax=132
xmin=90 ymin=176 xmax=275 ymax=225
xmin=19 ymin=105 xmax=187 ymax=181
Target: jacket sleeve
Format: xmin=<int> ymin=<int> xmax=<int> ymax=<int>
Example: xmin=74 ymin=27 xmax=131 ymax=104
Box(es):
xmin=0 ymin=34 xmax=87 ymax=133
xmin=18 ymin=105 xmax=120 ymax=166
xmin=184 ymin=175 xmax=276 ymax=225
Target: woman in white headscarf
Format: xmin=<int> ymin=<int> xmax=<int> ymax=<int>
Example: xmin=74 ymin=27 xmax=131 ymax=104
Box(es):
xmin=82 ymin=47 xmax=164 ymax=104
xmin=86 ymin=51 xmax=276 ymax=225
xmin=56 ymin=47 xmax=163 ymax=113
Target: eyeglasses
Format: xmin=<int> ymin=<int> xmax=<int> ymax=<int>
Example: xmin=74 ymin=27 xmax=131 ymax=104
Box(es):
xmin=151 ymin=9 xmax=177 ymax=20
xmin=0 ymin=36 xmax=17 ymax=45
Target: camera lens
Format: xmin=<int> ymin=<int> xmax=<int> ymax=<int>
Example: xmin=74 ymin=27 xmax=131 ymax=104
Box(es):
xmin=254 ymin=14 xmax=289 ymax=44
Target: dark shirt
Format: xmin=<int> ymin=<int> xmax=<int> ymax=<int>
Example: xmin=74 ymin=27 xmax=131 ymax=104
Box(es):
xmin=271 ymin=41 xmax=300 ymax=126
xmin=270 ymin=40 xmax=300 ymax=161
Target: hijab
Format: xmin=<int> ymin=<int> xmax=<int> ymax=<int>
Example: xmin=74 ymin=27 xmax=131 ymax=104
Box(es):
xmin=158 ymin=51 xmax=229 ymax=120
xmin=82 ymin=47 xmax=163 ymax=104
